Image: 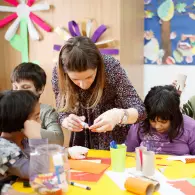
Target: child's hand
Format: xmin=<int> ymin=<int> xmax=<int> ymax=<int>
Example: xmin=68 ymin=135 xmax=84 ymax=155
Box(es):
xmin=23 ymin=120 xmax=41 ymax=139
xmin=68 ymin=146 xmax=89 ymax=159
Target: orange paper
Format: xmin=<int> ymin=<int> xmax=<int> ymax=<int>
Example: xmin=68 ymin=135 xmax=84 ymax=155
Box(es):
xmin=71 ymin=157 xmax=111 ymax=182
xmin=185 ymin=158 xmax=195 ymax=163
xmin=68 ymin=159 xmax=110 ymax=174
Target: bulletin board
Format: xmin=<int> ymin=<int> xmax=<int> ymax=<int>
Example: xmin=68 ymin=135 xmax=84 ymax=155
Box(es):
xmin=144 ymin=0 xmax=195 ymax=65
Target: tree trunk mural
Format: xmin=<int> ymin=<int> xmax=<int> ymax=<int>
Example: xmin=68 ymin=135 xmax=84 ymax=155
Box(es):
xmin=161 ymin=21 xmax=171 ymax=63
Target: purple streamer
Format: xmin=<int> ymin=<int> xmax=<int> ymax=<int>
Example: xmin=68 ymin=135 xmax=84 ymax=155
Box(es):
xmin=91 ymin=25 xmax=107 ymax=42
xmin=53 ymin=44 xmax=62 ymax=51
xmin=68 ymin=21 xmax=81 ymax=37
xmin=53 ymin=44 xmax=119 ymax=55
xmin=99 ymin=49 xmax=119 ymax=55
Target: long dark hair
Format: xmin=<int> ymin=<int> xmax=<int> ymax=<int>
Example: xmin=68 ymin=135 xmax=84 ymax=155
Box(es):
xmin=140 ymin=85 xmax=184 ymax=142
xmin=0 ymin=90 xmax=38 ymax=133
xmin=57 ymin=36 xmax=105 ymax=112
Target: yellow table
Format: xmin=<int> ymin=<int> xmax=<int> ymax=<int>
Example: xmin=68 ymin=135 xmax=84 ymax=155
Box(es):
xmin=13 ymin=150 xmax=195 ymax=195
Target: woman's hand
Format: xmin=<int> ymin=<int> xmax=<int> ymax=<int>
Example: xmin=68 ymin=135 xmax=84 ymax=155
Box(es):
xmin=68 ymin=146 xmax=89 ymax=159
xmin=62 ymin=114 xmax=85 ymax=132
xmin=89 ymin=109 xmax=123 ymax=132
xmin=23 ymin=120 xmax=41 ymax=139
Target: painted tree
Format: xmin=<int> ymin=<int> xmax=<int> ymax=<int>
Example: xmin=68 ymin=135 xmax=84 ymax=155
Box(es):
xmin=145 ymin=0 xmax=195 ymax=64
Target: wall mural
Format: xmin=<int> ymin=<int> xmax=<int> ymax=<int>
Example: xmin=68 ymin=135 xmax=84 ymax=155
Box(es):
xmin=144 ymin=0 xmax=195 ymax=65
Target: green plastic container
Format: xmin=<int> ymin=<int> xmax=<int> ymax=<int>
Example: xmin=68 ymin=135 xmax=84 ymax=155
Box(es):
xmin=110 ymin=144 xmax=127 ymax=172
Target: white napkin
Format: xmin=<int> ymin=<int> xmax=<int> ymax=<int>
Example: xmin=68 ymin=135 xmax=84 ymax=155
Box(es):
xmin=68 ymin=146 xmax=89 ymax=159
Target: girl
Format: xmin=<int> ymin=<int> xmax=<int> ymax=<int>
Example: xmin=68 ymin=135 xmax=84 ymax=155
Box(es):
xmin=125 ymin=85 xmax=195 ymax=155
xmin=52 ymin=36 xmax=146 ymax=150
xmin=0 ymin=90 xmax=88 ymax=189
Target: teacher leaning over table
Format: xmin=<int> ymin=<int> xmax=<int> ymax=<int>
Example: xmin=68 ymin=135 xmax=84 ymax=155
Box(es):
xmin=51 ymin=36 xmax=146 ymax=150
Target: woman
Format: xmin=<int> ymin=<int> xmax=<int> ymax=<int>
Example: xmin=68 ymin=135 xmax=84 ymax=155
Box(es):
xmin=125 ymin=85 xmax=195 ymax=155
xmin=0 ymin=90 xmax=88 ymax=189
xmin=52 ymin=36 xmax=146 ymax=150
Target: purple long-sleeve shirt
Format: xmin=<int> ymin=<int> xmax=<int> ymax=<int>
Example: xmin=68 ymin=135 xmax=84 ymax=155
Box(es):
xmin=125 ymin=115 xmax=195 ymax=155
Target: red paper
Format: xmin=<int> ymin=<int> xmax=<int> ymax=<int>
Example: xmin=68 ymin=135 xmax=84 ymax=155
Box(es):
xmin=70 ymin=157 xmax=111 ymax=182
xmin=168 ymin=180 xmax=195 ymax=195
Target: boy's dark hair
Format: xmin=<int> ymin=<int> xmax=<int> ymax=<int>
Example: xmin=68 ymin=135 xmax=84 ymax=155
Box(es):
xmin=11 ymin=62 xmax=47 ymax=91
xmin=140 ymin=85 xmax=184 ymax=142
xmin=0 ymin=90 xmax=38 ymax=133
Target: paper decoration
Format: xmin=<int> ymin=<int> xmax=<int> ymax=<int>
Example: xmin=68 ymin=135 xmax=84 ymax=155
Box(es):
xmin=10 ymin=18 xmax=28 ymax=62
xmin=157 ymin=0 xmax=174 ymax=21
xmin=144 ymin=0 xmax=152 ymax=5
xmin=145 ymin=10 xmax=154 ymax=19
xmin=175 ymin=3 xmax=187 ymax=13
xmin=144 ymin=38 xmax=164 ymax=64
xmin=53 ymin=19 xmax=119 ymax=56
xmin=0 ymin=0 xmax=52 ymax=62
xmin=145 ymin=0 xmax=195 ymax=65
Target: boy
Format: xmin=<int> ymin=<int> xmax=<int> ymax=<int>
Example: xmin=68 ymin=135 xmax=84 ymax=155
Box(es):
xmin=11 ymin=62 xmax=64 ymax=145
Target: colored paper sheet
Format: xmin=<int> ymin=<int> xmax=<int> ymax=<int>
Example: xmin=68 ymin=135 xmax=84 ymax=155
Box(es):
xmin=187 ymin=178 xmax=195 ymax=187
xmin=167 ymin=155 xmax=195 ymax=163
xmin=10 ymin=34 xmax=23 ymax=51
xmin=10 ymin=18 xmax=29 ymax=62
xmin=19 ymin=18 xmax=28 ymax=62
xmin=169 ymin=180 xmax=195 ymax=195
xmin=69 ymin=159 xmax=110 ymax=174
xmin=70 ymin=157 xmax=111 ymax=182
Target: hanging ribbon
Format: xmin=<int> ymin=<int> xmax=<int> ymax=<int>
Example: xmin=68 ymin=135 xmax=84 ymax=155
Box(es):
xmin=91 ymin=25 xmax=107 ymax=43
xmin=53 ymin=44 xmax=61 ymax=51
xmin=99 ymin=49 xmax=119 ymax=55
xmin=54 ymin=19 xmax=119 ymax=55
xmin=68 ymin=21 xmax=81 ymax=37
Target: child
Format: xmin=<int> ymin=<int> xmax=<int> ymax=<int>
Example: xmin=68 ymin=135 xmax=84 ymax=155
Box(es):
xmin=125 ymin=85 xmax=195 ymax=155
xmin=11 ymin=63 xmax=64 ymax=145
xmin=0 ymin=90 xmax=88 ymax=189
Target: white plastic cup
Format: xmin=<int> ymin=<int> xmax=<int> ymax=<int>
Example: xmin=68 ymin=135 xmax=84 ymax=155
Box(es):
xmin=175 ymin=74 xmax=187 ymax=92
xmin=135 ymin=146 xmax=147 ymax=172
xmin=142 ymin=151 xmax=155 ymax=177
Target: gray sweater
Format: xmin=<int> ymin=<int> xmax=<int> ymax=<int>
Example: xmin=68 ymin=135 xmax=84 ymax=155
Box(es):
xmin=40 ymin=104 xmax=64 ymax=145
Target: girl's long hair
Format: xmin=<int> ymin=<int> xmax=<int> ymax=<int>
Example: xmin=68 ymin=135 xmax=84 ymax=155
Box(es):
xmin=139 ymin=85 xmax=184 ymax=142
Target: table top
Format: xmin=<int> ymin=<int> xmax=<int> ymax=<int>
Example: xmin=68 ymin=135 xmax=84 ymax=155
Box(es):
xmin=12 ymin=150 xmax=195 ymax=195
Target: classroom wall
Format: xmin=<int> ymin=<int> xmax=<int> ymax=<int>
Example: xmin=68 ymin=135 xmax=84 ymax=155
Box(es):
xmin=0 ymin=0 xmax=144 ymax=105
xmin=144 ymin=65 xmax=195 ymax=103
